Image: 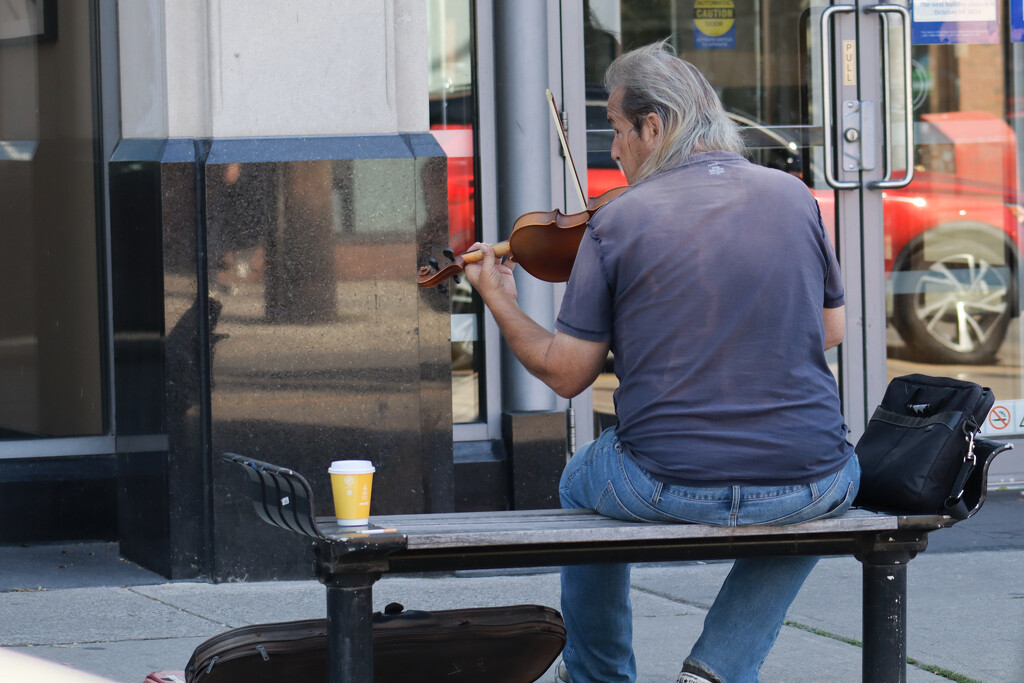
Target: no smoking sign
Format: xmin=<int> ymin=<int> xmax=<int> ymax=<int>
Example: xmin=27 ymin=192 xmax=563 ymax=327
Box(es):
xmin=988 ymin=405 xmax=1011 ymax=431
xmin=980 ymin=401 xmax=1022 ymax=436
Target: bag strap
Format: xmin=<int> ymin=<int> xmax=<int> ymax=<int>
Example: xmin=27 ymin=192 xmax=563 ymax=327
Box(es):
xmin=942 ymin=418 xmax=981 ymax=520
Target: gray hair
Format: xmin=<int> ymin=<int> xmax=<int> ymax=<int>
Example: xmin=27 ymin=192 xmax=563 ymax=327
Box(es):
xmin=604 ymin=40 xmax=743 ymax=183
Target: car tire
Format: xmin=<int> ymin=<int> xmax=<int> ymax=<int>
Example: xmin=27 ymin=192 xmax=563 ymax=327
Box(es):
xmin=891 ymin=229 xmax=1013 ymax=365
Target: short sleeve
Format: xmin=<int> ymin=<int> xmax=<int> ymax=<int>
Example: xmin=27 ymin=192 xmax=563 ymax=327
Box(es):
xmin=816 ymin=206 xmax=845 ymax=309
xmin=555 ymin=229 xmax=614 ymax=342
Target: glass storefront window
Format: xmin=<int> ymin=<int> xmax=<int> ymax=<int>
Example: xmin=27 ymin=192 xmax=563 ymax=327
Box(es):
xmin=887 ymin=28 xmax=1024 ymax=448
xmin=0 ymin=1 xmax=105 ymax=439
xmin=427 ymin=0 xmax=485 ymax=424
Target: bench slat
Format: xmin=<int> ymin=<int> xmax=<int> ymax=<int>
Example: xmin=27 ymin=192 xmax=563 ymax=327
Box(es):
xmin=318 ymin=509 xmax=901 ymax=551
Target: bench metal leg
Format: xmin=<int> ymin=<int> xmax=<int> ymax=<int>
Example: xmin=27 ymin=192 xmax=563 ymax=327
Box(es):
xmin=862 ymin=551 xmax=909 ymax=682
xmin=325 ymin=578 xmax=375 ymax=683
xmin=314 ymin=542 xmax=391 ymax=683
xmin=856 ymin=532 xmax=928 ymax=683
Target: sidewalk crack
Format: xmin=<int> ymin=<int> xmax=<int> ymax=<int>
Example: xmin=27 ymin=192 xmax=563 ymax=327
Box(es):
xmin=126 ymin=587 xmax=234 ymax=629
xmin=630 ymin=583 xmax=712 ymax=611
xmin=783 ymin=620 xmax=981 ymax=683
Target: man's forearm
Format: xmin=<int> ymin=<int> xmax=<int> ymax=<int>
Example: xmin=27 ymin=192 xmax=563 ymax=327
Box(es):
xmin=462 ymin=243 xmax=605 ymax=398
xmin=481 ymin=289 xmax=607 ymax=398
xmin=481 ymin=290 xmax=558 ymax=382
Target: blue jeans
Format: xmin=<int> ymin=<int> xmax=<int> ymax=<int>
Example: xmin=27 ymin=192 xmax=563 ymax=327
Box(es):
xmin=558 ymin=427 xmax=860 ymax=683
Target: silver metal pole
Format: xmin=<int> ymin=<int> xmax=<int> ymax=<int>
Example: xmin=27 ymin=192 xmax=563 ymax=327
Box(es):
xmin=493 ymin=1 xmax=557 ymax=412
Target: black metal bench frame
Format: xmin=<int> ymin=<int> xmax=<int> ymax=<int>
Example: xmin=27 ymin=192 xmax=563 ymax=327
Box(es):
xmin=224 ymin=439 xmax=1009 ymax=683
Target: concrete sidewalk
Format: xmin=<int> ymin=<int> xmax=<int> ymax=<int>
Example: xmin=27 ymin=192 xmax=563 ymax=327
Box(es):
xmin=2 ymin=490 xmax=1023 ymax=682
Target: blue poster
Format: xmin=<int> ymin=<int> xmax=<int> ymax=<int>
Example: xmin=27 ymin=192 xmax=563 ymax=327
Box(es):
xmin=1012 ymin=0 xmax=1023 ymax=41
xmin=693 ymin=0 xmax=736 ymax=50
xmin=911 ymin=0 xmax=999 ymax=44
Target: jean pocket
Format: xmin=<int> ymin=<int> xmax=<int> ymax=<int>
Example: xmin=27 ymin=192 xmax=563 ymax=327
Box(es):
xmin=762 ymin=472 xmax=850 ymax=526
xmin=825 ymin=480 xmax=857 ymax=517
xmin=595 ymin=482 xmax=650 ymax=522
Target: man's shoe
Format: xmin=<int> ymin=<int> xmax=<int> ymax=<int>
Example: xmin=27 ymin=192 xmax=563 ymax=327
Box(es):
xmin=677 ymin=672 xmax=713 ymax=683
xmin=556 ymin=659 xmax=713 ymax=682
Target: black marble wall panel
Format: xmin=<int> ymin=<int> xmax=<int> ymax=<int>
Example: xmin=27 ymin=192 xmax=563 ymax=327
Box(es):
xmin=503 ymin=411 xmax=567 ymax=510
xmin=110 ymin=139 xmax=209 ymax=578
xmin=110 ymin=134 xmax=453 ymax=580
xmin=454 ymin=440 xmax=511 ymax=512
xmin=0 ymin=456 xmax=118 ymax=543
xmin=202 ymin=135 xmax=453 ymax=579
xmin=410 ymin=133 xmax=459 ymax=514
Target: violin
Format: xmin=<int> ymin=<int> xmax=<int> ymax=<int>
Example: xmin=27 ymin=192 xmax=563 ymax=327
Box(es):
xmin=417 ymin=90 xmax=626 ymax=289
xmin=416 ymin=186 xmax=627 ymax=287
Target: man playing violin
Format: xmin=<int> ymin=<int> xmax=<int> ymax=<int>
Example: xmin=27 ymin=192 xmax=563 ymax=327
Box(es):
xmin=463 ymin=40 xmax=858 ymax=683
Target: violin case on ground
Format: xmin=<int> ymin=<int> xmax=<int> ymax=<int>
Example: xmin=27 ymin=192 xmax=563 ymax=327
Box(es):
xmin=178 ymin=602 xmax=565 ymax=683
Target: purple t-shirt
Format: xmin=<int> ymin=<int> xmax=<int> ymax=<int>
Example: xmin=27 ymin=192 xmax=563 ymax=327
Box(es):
xmin=556 ymin=151 xmax=854 ymax=485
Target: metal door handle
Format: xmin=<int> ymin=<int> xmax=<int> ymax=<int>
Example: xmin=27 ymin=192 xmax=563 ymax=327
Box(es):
xmin=866 ymin=4 xmax=915 ymax=189
xmin=821 ymin=4 xmax=858 ymax=189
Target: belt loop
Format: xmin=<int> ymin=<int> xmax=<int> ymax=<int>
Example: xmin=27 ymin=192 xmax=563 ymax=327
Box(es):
xmin=650 ymin=480 xmax=664 ymax=505
xmin=730 ymin=485 xmax=741 ymax=525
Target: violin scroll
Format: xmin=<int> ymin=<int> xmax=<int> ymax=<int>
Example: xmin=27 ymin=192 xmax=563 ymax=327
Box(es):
xmin=416 ymin=241 xmax=512 ymax=288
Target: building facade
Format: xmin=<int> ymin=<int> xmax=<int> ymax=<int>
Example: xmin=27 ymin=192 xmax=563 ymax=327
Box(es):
xmin=1 ymin=0 xmax=1023 ymax=580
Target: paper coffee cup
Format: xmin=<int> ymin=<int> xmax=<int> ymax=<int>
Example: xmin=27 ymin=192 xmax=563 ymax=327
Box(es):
xmin=329 ymin=460 xmax=375 ymax=526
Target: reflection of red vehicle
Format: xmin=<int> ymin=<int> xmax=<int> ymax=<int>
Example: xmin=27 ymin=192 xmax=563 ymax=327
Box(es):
xmin=438 ymin=112 xmax=1024 ymax=364
xmin=432 ymin=126 xmax=477 ymax=255
xmin=855 ymin=112 xmax=1020 ymax=364
xmin=821 ymin=171 xmax=1020 ymax=365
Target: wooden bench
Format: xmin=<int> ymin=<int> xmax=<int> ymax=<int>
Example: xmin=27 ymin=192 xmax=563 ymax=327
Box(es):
xmin=224 ymin=439 xmax=1010 ymax=683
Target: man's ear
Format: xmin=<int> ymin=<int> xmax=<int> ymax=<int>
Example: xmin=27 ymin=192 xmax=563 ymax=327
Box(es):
xmin=642 ymin=112 xmax=661 ymax=141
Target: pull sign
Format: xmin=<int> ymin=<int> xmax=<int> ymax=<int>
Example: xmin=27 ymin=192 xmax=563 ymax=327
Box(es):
xmin=842 ymin=40 xmax=856 ymax=85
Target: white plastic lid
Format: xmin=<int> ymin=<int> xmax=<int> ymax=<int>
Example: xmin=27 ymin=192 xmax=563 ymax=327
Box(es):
xmin=328 ymin=460 xmax=375 ymax=474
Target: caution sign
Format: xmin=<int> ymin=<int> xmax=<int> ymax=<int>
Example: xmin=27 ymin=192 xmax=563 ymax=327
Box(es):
xmin=694 ymin=0 xmax=736 ymax=50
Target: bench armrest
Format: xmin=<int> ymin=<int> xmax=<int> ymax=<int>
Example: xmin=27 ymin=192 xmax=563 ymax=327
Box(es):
xmin=223 ymin=453 xmax=326 ymax=541
xmin=960 ymin=438 xmax=1013 ymax=519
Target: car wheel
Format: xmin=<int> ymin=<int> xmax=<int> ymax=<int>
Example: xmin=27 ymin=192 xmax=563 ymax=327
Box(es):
xmin=891 ymin=233 xmax=1012 ymax=365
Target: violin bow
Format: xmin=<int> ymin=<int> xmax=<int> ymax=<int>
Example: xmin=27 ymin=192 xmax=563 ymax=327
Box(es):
xmin=417 ymin=91 xmax=588 ymax=289
xmin=546 ymin=89 xmax=588 ymax=211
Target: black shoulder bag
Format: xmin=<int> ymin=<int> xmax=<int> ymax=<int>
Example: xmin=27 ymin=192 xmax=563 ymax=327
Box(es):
xmin=854 ymin=374 xmax=996 ymax=519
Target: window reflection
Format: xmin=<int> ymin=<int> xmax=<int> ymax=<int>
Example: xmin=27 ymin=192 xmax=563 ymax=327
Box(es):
xmin=428 ymin=0 xmax=483 ymax=424
xmin=0 ymin=1 xmax=104 ymax=438
xmin=886 ymin=37 xmax=1024 ymax=440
